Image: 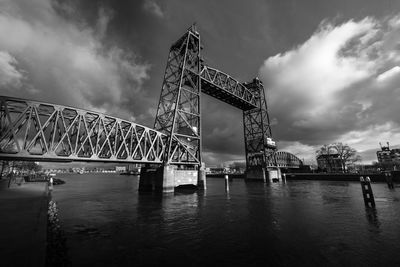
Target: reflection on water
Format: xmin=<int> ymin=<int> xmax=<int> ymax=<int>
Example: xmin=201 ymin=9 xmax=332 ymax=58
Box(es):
xmin=52 ymin=174 xmax=400 ymax=266
xmin=365 ymin=207 xmax=380 ymax=229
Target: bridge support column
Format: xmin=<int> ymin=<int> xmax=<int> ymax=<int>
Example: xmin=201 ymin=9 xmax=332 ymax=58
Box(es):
xmin=245 ymin=167 xmax=265 ymax=181
xmin=277 ymin=168 xmax=282 ymax=179
xmin=139 ymin=166 xmax=156 ymax=192
xmin=154 ymin=165 xmax=176 ymax=193
xmin=267 ymin=167 xmax=282 ymax=182
xmin=246 ymin=167 xmax=282 ymax=182
xmin=139 ymin=164 xmax=204 ymax=193
xmin=197 ymin=163 xmax=206 ymax=190
xmin=139 ymin=165 xmax=175 ymax=193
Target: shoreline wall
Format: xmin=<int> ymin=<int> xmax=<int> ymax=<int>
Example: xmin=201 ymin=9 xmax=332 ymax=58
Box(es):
xmin=207 ymin=172 xmax=400 ymax=183
xmin=285 ymin=173 xmax=397 ymax=183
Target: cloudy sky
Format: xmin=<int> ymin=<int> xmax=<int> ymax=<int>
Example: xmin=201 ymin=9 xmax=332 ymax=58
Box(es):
xmin=1 ymin=0 xmax=400 ymax=166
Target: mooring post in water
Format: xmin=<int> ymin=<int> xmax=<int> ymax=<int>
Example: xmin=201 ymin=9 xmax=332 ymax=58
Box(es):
xmin=385 ymin=172 xmax=394 ymax=189
xmin=7 ymin=162 xmax=15 ymax=188
xmin=360 ymin=176 xmax=375 ymax=207
xmin=262 ymin=168 xmax=266 ymax=183
xmin=282 ymin=173 xmax=287 ymax=184
xmin=224 ymin=174 xmax=229 ymax=193
xmin=49 ymin=176 xmax=54 ymax=191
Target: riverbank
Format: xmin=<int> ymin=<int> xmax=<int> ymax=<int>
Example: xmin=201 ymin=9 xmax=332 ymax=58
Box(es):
xmin=206 ymin=173 xmax=244 ymax=179
xmin=285 ymin=173 xmax=398 ymax=182
xmin=0 ymin=180 xmax=49 ymax=266
xmin=208 ymin=172 xmax=399 ymax=183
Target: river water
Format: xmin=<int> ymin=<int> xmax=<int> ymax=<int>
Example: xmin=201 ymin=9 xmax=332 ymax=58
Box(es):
xmin=52 ymin=174 xmax=400 ymax=266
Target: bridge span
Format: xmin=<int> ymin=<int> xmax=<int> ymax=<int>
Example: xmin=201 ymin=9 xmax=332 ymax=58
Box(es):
xmin=0 ymin=96 xmax=166 ymax=163
xmin=0 ymin=25 xmax=301 ymax=192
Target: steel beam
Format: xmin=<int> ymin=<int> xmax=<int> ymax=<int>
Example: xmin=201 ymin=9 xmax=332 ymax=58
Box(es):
xmin=0 ymin=96 xmax=167 ymax=163
xmin=200 ymin=66 xmax=258 ymax=110
xmin=154 ymin=25 xmax=202 ymax=165
xmin=243 ymin=78 xmax=277 ymax=172
xmin=0 ymin=26 xmax=296 ymax=171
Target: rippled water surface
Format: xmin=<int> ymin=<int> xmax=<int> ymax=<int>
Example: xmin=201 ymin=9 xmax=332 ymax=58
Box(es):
xmin=53 ymin=174 xmax=400 ymax=266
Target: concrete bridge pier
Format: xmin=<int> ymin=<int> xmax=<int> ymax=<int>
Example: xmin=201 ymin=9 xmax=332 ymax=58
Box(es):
xmin=154 ymin=165 xmax=176 ymax=193
xmin=267 ymin=168 xmax=282 ymax=182
xmin=245 ymin=167 xmax=282 ymax=182
xmin=197 ymin=162 xmax=207 ymax=190
xmin=139 ymin=165 xmax=176 ymax=193
xmin=138 ymin=166 xmax=156 ymax=192
xmin=139 ymin=164 xmax=206 ymax=193
xmin=245 ymin=167 xmax=265 ymax=181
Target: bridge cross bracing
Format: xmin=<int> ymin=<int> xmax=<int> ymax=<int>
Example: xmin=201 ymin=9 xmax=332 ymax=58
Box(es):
xmin=0 ymin=97 xmax=166 ymax=163
xmin=154 ymin=25 xmax=276 ymax=170
xmin=0 ymin=25 xmax=303 ymax=169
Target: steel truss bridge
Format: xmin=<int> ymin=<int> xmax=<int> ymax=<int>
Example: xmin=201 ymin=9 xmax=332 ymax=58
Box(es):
xmin=0 ymin=25 xmax=302 ymax=169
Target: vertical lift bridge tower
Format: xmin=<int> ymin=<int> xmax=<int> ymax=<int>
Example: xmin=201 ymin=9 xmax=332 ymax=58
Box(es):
xmin=140 ymin=25 xmax=278 ymax=193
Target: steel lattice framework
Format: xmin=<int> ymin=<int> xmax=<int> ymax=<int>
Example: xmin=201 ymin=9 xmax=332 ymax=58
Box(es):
xmin=0 ymin=25 xmax=283 ymax=170
xmin=0 ymin=96 xmax=166 ymax=163
xmin=154 ymin=26 xmax=202 ymax=165
xmin=154 ymin=25 xmax=272 ymax=167
xmin=200 ymin=66 xmax=258 ymax=110
xmin=243 ymin=78 xmax=276 ymax=171
xmin=274 ymin=151 xmax=303 ymax=168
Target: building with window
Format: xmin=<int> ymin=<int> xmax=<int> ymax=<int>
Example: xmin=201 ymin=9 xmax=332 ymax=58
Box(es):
xmin=115 ymin=166 xmax=127 ymax=172
xmin=377 ymin=143 xmax=400 ymax=170
xmin=316 ymin=154 xmax=343 ymax=173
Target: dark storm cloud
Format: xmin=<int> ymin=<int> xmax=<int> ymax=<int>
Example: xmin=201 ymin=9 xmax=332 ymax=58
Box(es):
xmin=0 ymin=0 xmax=152 ymax=125
xmin=201 ymin=94 xmax=245 ymax=156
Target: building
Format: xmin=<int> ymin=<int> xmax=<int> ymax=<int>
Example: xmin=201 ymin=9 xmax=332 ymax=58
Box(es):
xmin=316 ymin=154 xmax=343 ymax=173
xmin=353 ymin=164 xmax=380 ymax=174
xmin=377 ymin=142 xmax=400 ymax=170
xmin=115 ymin=166 xmax=127 ymax=172
xmin=377 ymin=143 xmax=391 ymax=164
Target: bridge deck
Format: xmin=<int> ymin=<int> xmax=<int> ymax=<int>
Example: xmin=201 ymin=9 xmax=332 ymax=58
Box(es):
xmin=0 ymin=96 xmax=166 ymax=163
xmin=200 ymin=66 xmax=258 ymax=110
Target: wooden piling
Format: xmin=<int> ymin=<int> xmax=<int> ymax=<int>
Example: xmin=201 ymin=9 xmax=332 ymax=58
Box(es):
xmin=360 ymin=176 xmax=375 ymax=207
xmin=262 ymin=168 xmax=266 ymax=183
xmin=224 ymin=174 xmax=229 ymax=193
xmin=385 ymin=172 xmax=394 ymax=189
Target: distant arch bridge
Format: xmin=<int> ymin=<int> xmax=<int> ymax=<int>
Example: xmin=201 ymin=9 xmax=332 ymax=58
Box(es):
xmin=272 ymin=151 xmax=303 ymax=168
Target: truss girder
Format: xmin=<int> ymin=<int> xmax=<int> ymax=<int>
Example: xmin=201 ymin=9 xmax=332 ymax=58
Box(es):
xmin=0 ymin=27 xmax=279 ymax=171
xmin=200 ymin=66 xmax=258 ymax=110
xmin=154 ymin=27 xmax=202 ymax=165
xmin=0 ymin=96 xmax=167 ymax=163
xmin=273 ymin=151 xmax=303 ymax=168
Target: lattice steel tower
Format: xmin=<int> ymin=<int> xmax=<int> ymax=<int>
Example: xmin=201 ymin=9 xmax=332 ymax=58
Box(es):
xmin=243 ymin=78 xmax=277 ymax=178
xmin=154 ymin=25 xmax=202 ymax=165
xmin=154 ymin=25 xmax=277 ymax=183
xmin=0 ymin=26 xmax=300 ymax=192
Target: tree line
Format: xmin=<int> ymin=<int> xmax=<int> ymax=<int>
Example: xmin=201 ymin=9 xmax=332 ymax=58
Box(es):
xmin=0 ymin=160 xmax=42 ymax=179
xmin=316 ymin=142 xmax=361 ymax=172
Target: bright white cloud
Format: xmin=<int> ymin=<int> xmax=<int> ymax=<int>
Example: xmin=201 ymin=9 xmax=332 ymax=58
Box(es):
xmin=0 ymin=0 xmax=150 ymax=118
xmin=377 ymin=66 xmax=400 ymax=83
xmin=339 ymin=122 xmax=400 ymax=152
xmin=260 ymin=14 xmax=400 ymax=163
xmin=0 ymin=51 xmax=24 ymax=88
xmin=261 ymin=18 xmax=378 ymax=118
